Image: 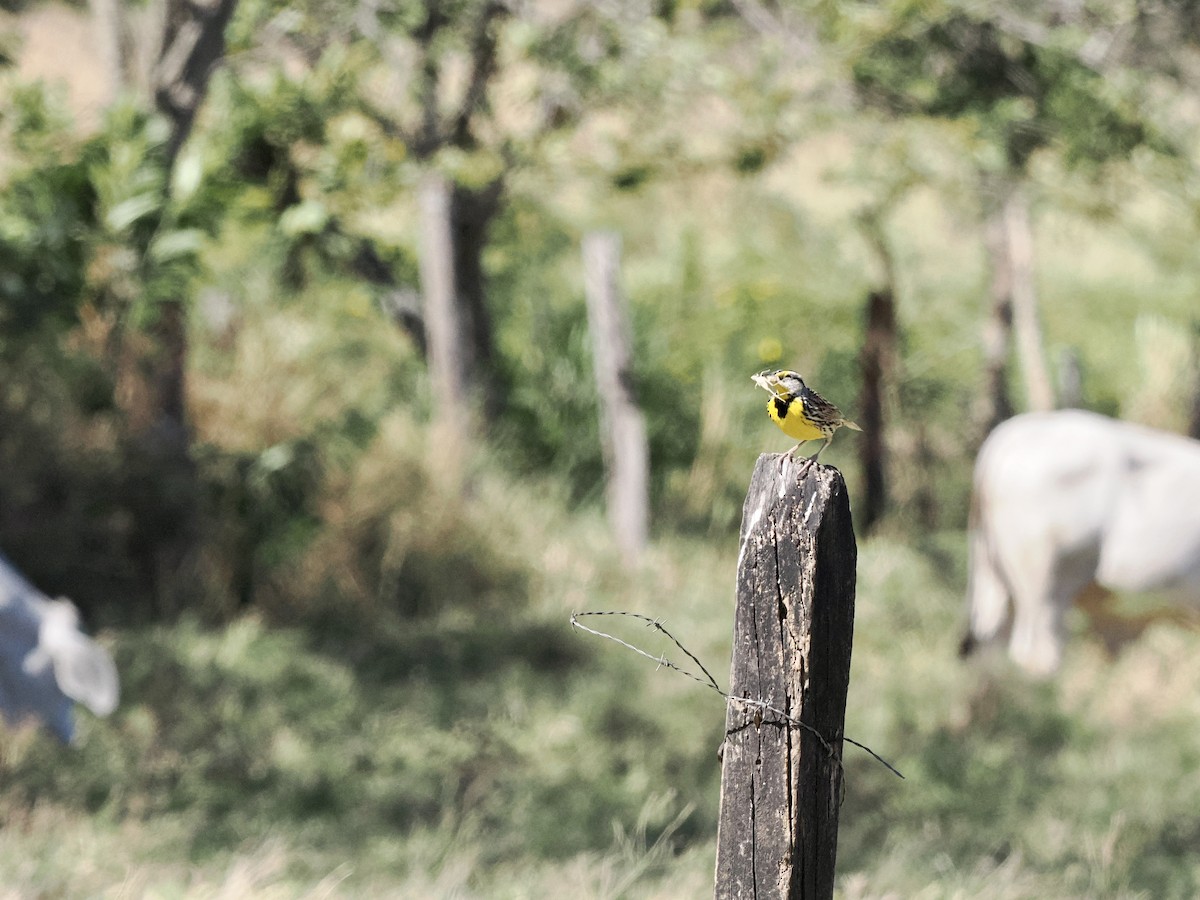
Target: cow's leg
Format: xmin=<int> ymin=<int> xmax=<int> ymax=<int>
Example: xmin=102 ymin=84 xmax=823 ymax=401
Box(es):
xmin=1008 ymin=594 xmax=1068 ymax=676
xmin=1006 ymin=556 xmax=1074 ymax=677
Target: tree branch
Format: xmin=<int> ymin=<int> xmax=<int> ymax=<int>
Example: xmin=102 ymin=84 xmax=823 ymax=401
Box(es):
xmin=449 ymin=0 xmax=508 ymax=150
xmin=413 ymin=0 xmax=447 ymax=158
xmin=728 ymin=0 xmax=815 ymax=61
xmin=154 ymin=0 xmax=240 ymax=169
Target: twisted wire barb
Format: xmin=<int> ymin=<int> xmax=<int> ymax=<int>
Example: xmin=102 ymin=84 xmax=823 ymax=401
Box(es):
xmin=570 ymin=609 xmax=904 ymax=780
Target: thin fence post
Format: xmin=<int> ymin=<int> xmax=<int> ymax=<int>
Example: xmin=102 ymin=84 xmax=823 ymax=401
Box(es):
xmin=715 ymin=457 xmax=857 ymax=899
xmin=582 ymin=230 xmax=650 ymax=564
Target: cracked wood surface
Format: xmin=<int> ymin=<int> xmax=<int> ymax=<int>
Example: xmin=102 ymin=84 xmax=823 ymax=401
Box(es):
xmin=714 ymin=456 xmax=857 ymax=899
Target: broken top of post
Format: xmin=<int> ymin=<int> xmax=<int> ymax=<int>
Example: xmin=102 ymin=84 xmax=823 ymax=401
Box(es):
xmin=715 ymin=456 xmax=857 ymax=900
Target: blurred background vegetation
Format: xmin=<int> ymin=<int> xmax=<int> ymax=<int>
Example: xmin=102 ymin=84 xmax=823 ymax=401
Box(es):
xmin=2 ymin=0 xmax=1200 ymax=896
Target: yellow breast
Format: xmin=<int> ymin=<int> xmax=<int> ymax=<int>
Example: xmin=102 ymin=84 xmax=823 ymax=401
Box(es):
xmin=766 ymin=396 xmax=826 ymax=442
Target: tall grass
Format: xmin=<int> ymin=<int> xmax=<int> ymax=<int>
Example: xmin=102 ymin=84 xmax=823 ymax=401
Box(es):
xmin=6 ymin=511 xmax=1200 ymax=896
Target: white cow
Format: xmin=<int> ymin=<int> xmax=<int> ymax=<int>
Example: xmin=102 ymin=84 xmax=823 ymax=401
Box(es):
xmin=962 ymin=410 xmax=1200 ymax=675
xmin=0 ymin=554 xmax=119 ymax=742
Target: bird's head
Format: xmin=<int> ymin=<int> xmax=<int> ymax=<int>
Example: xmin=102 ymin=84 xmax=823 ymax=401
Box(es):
xmin=751 ymin=369 xmax=806 ymax=397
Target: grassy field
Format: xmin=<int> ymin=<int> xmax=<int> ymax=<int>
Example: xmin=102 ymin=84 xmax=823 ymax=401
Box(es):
xmin=4 ymin=461 xmax=1200 ymax=897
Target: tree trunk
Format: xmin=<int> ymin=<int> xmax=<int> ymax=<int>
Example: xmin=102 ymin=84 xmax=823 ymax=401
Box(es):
xmin=1189 ymin=323 xmax=1200 ymax=440
xmin=1005 ymin=182 xmax=1055 ymax=412
xmin=1189 ymin=386 xmax=1200 ymax=441
xmin=582 ymin=231 xmax=650 ymax=565
xmin=1056 ymin=346 xmax=1084 ymax=409
xmin=854 ymin=202 xmax=901 ymax=532
xmin=116 ymin=300 xmax=197 ymax=615
xmin=857 ymin=289 xmax=895 ymax=533
xmin=349 ymin=237 xmax=427 ymax=357
xmin=715 ymin=459 xmax=856 ymax=899
xmin=419 ymin=171 xmax=470 ymax=450
xmin=113 ymin=0 xmax=239 ymax=611
xmin=451 ymin=177 xmax=503 ymax=418
xmin=154 ymin=0 xmax=240 ymax=169
xmin=977 ymin=176 xmax=1016 ymax=439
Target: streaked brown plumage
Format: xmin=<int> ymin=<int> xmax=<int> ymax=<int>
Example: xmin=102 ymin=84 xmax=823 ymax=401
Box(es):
xmin=751 ymin=369 xmax=861 ymax=462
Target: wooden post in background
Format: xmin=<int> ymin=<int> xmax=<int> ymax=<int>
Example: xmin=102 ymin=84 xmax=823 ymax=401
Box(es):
xmin=715 ymin=458 xmax=857 ymax=900
xmin=977 ymin=172 xmax=1015 ymax=441
xmin=857 ymin=288 xmax=896 ymax=533
xmin=582 ymin=231 xmax=649 ymax=564
xmin=855 ymin=200 xmax=900 ymax=534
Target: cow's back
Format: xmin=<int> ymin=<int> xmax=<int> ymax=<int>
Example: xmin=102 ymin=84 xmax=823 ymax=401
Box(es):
xmin=1095 ymin=420 xmax=1200 ymax=595
xmin=975 ymin=411 xmax=1125 ymax=568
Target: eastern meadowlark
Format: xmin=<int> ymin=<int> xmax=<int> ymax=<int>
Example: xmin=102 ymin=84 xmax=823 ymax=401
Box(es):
xmin=751 ymin=369 xmax=861 ymax=463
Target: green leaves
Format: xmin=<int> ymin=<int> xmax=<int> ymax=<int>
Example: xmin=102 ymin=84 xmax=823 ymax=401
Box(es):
xmin=278 ymin=200 xmax=329 ymax=237
xmin=837 ymin=1 xmax=1175 ymax=173
xmin=148 ymin=228 xmax=207 ymax=264
xmin=0 ymin=86 xmax=93 ymax=336
xmin=104 ymin=194 xmax=161 ymax=233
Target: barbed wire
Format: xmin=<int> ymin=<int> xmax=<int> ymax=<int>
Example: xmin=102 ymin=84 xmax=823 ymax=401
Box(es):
xmin=570 ymin=609 xmax=904 ymax=781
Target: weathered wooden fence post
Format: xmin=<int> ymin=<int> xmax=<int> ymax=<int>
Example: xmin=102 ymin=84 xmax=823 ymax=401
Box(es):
xmin=715 ymin=457 xmax=857 ymax=899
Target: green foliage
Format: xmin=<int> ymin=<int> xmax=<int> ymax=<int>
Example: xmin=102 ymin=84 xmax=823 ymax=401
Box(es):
xmin=0 ymin=159 xmax=93 ymax=334
xmin=11 ymin=526 xmax=1200 ymax=895
xmin=840 ymin=1 xmax=1173 ymax=173
xmin=486 ymin=198 xmax=606 ymax=495
xmin=198 ymin=438 xmax=325 ymax=609
xmin=835 ymin=537 xmax=1200 ymax=898
xmin=0 ymin=345 xmax=136 ymax=613
xmin=85 ymin=103 xmax=204 ymax=326
xmin=0 ymin=86 xmax=94 ymax=336
xmin=0 ymin=88 xmax=217 ymax=336
xmin=0 ymin=527 xmax=720 ymax=892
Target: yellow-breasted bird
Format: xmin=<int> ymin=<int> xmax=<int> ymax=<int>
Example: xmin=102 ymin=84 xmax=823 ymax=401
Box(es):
xmin=751 ymin=369 xmax=861 ymax=462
